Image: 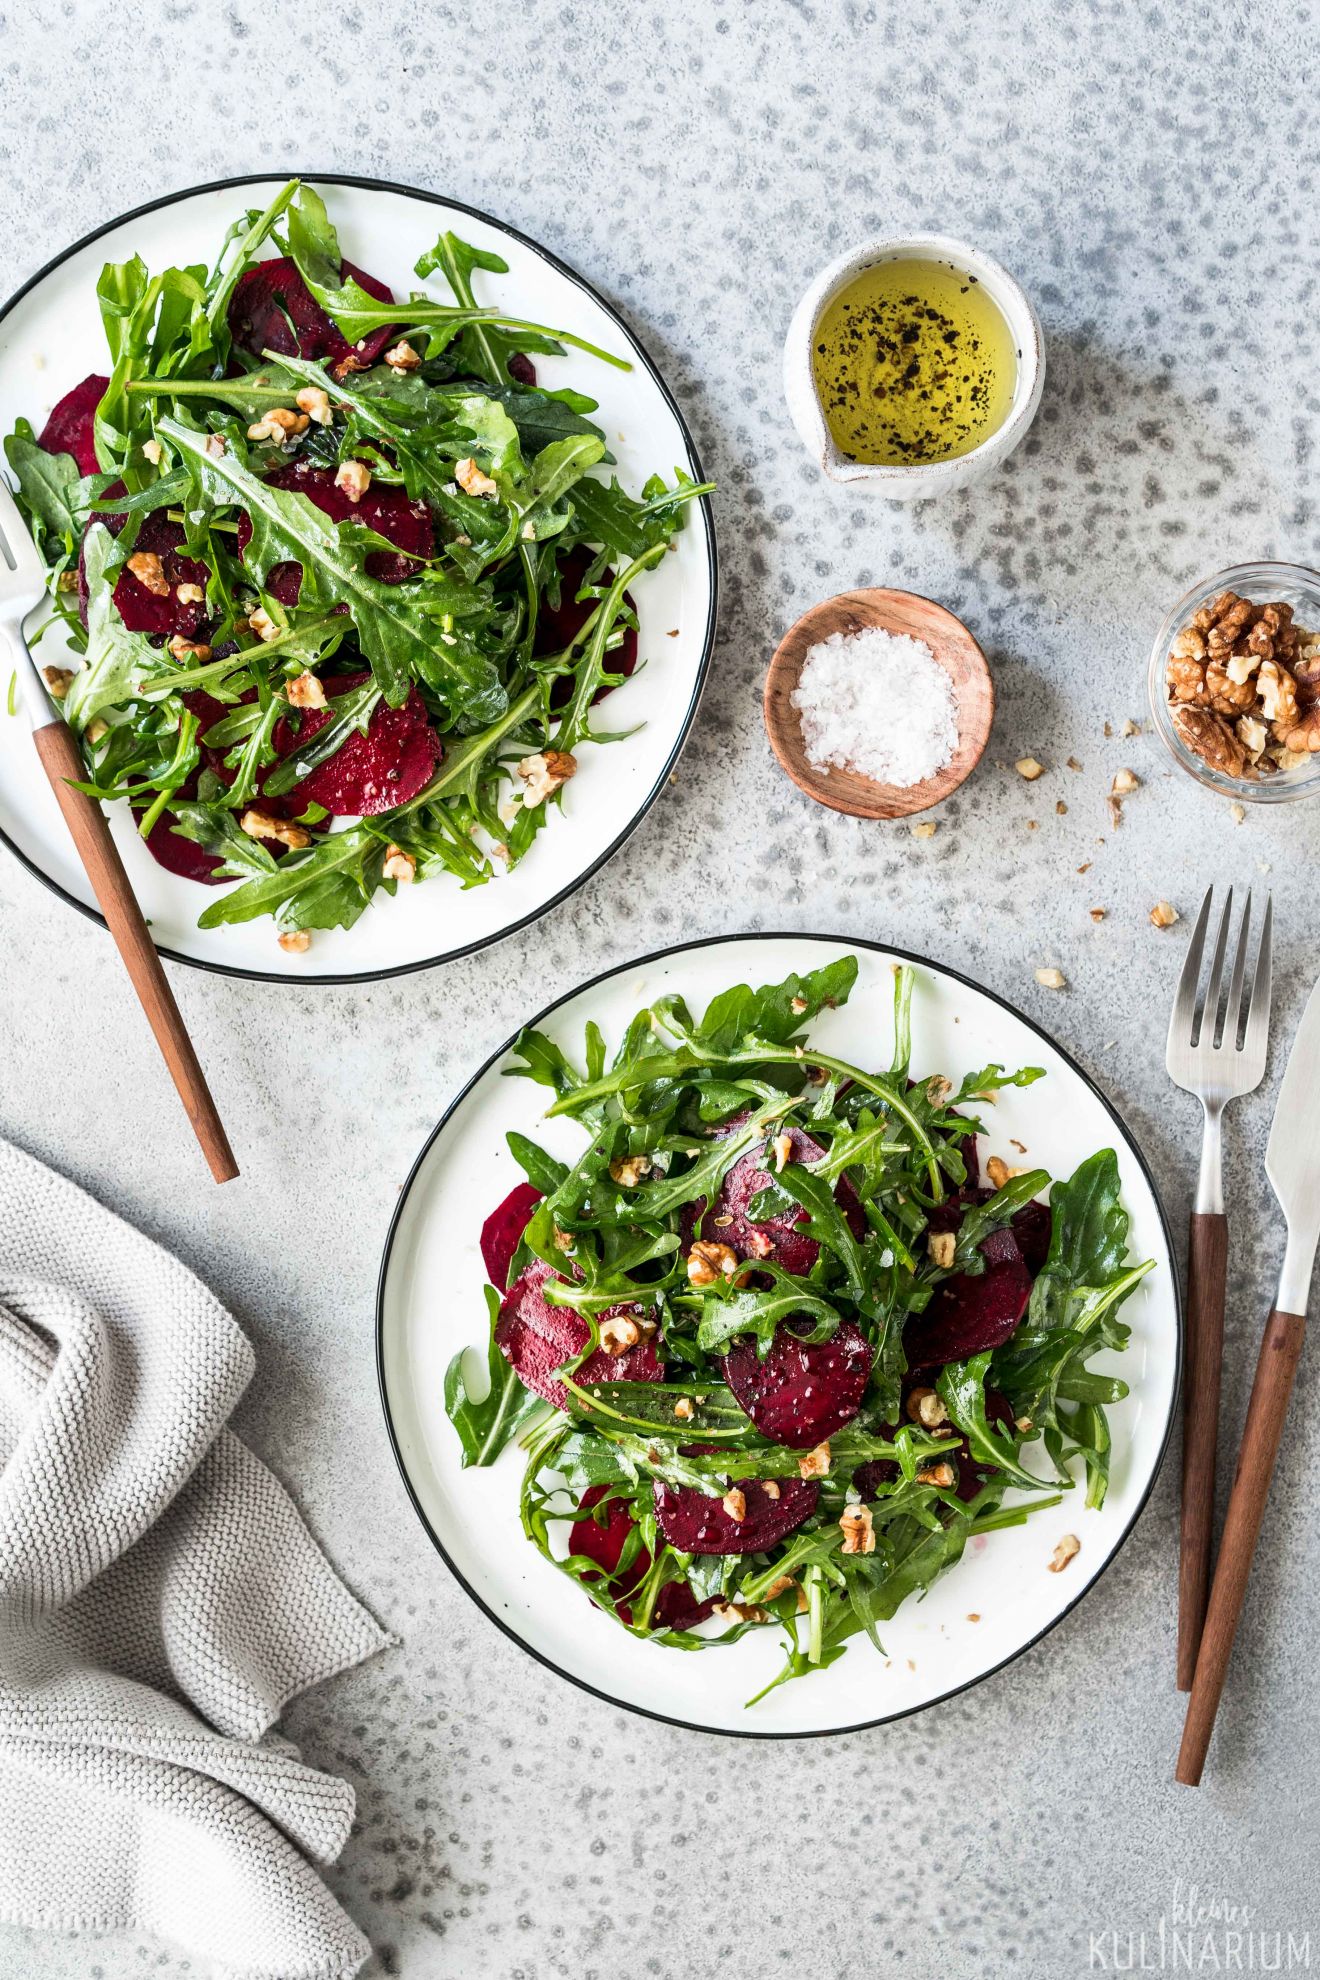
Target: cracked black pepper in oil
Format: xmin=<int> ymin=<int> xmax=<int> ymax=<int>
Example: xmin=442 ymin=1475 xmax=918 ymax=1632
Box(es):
xmin=811 ymin=259 xmax=1017 ymax=466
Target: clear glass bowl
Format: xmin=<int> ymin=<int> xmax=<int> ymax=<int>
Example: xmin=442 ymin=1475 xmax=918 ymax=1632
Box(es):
xmin=1147 ymin=561 xmax=1320 ymax=804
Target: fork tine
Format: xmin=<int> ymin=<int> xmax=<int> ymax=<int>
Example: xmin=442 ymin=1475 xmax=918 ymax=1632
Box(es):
xmin=0 ymin=477 xmax=46 ymax=587
xmin=1199 ymin=886 xmax=1235 ymax=1046
xmin=1223 ymin=891 xmax=1253 ymax=1050
xmin=1243 ymin=894 xmax=1273 ymax=1063
xmin=1168 ymin=885 xmax=1214 ymax=1055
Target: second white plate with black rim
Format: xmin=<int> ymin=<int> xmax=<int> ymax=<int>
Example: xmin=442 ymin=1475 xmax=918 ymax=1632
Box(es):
xmin=0 ymin=173 xmax=716 ymax=983
xmin=377 ymin=933 xmax=1180 ymax=1739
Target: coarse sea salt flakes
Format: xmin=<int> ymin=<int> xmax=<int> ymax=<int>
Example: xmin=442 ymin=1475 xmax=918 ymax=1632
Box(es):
xmin=791 ymin=627 xmax=958 ymax=788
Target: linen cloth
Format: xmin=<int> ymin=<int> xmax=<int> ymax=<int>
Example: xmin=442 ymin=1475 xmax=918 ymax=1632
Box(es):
xmin=0 ymin=1135 xmax=391 ymax=1979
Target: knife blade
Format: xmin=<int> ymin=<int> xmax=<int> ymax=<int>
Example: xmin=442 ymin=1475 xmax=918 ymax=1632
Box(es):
xmin=1266 ymin=973 xmax=1320 ymax=1313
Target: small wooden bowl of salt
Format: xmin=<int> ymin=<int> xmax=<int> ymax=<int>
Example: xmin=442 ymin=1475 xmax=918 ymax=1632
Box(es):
xmin=763 ymin=587 xmax=994 ymax=819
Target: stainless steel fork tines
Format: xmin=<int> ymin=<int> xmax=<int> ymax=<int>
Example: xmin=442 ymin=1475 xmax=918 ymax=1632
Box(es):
xmin=1166 ymin=886 xmax=1273 ymax=1216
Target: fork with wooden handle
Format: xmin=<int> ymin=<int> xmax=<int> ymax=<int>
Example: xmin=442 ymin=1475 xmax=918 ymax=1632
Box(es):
xmin=1165 ymin=887 xmax=1272 ymax=1690
xmin=0 ymin=480 xmax=238 ymax=1184
xmin=1177 ymin=967 xmax=1320 ymax=1784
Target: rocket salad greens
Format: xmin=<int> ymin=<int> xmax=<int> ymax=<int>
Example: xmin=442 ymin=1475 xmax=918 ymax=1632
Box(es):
xmin=447 ymin=955 xmax=1154 ymax=1704
xmin=4 ymin=179 xmax=710 ymax=946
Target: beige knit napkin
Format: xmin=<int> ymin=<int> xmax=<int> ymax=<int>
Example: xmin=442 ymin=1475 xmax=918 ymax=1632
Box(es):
xmin=0 ymin=1135 xmax=392 ymax=1979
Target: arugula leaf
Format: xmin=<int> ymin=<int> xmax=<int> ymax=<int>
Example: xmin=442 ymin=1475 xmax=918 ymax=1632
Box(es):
xmin=415 ymin=230 xmax=568 ymax=385
xmin=3 ymin=423 xmax=102 ymax=546
xmin=166 ymin=801 xmax=278 ymax=880
xmin=696 ymin=955 xmax=859 ymax=1055
xmin=695 ymin=1273 xmax=842 ymax=1357
xmin=445 ymin=1287 xmax=545 ymax=1465
xmin=64 ymin=527 xmax=166 ymax=728
xmin=506 ymin=1131 xmax=569 ymax=1196
xmin=936 ymin=1352 xmax=1047 ymax=1491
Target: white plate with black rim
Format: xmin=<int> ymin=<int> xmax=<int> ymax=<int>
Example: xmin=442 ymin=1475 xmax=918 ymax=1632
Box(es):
xmin=0 ymin=173 xmax=716 ymax=984
xmin=377 ymin=932 xmax=1180 ymax=1739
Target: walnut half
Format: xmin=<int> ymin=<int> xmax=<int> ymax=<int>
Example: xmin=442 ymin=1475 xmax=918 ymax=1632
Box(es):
xmin=1171 ymin=705 xmax=1249 ymax=778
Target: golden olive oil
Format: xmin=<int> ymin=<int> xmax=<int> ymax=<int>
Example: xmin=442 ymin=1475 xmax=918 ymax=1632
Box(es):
xmin=811 ymin=258 xmax=1018 ymax=466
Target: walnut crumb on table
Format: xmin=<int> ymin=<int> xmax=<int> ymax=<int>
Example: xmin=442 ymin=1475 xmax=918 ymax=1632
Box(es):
xmin=1035 ymin=967 xmax=1067 ymax=990
xmin=1150 ymin=900 xmax=1179 ymax=928
xmin=1015 ymin=757 xmax=1045 ymax=780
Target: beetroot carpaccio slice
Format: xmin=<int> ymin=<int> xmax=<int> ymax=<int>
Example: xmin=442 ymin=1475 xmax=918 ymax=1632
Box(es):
xmin=38 ymin=373 xmax=109 ymax=477
xmin=538 ymin=546 xmax=638 ymax=708
xmin=227 ymin=256 xmax=397 ymax=374
xmin=495 ymin=1255 xmax=661 ymax=1409
xmin=236 ymin=461 xmax=435 ymax=606
xmin=653 ymin=1472 xmax=818 ymax=1556
xmin=78 ymin=512 xmax=211 ymax=639
xmin=270 ymin=670 xmax=440 ymax=816
xmin=480 ymin=1182 xmax=542 ymax=1289
xmin=904 ymin=1224 xmax=1032 ymax=1367
xmin=681 ymin=1122 xmax=867 ymax=1277
xmin=723 ymin=1318 xmax=871 ymax=1449
xmin=569 ymin=1485 xmax=713 ymax=1631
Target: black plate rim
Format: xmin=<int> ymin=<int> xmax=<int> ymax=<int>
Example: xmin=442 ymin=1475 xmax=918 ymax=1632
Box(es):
xmin=374 ymin=930 xmax=1183 ymax=1741
xmin=0 ymin=170 xmax=718 ymax=986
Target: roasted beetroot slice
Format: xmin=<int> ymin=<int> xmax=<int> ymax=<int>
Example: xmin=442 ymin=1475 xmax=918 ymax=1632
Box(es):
xmin=905 ymin=1225 xmax=1032 ymax=1366
xmin=681 ymin=1123 xmax=867 ymax=1276
xmin=507 ymin=353 xmax=537 ymax=387
xmin=495 ymin=1256 xmax=661 ymax=1408
xmin=569 ymin=1486 xmax=710 ymax=1629
xmin=78 ymin=512 xmax=210 ymax=638
xmin=39 ymin=373 xmax=109 ymax=477
xmin=270 ymin=669 xmax=441 ymax=817
xmin=480 ymin=1182 xmax=542 ymax=1289
xmin=1008 ymin=1197 xmax=1052 ymax=1273
xmin=236 ymin=463 xmax=434 ymax=605
xmin=724 ymin=1318 xmax=871 ymax=1449
xmin=227 ymin=255 xmax=396 ymax=372
xmin=540 ymin=546 xmax=639 ymax=709
xmin=653 ymin=1473 xmax=818 ymax=1556
xmin=136 ymin=810 xmax=227 ymax=886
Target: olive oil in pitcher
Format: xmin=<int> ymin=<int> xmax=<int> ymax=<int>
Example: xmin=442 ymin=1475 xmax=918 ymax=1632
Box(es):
xmin=811 ymin=259 xmax=1018 ymax=467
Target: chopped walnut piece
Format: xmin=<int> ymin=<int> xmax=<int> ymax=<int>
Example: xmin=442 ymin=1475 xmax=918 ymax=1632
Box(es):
xmin=609 ymin=1153 xmax=652 ymax=1188
xmin=1049 ymin=1533 xmax=1081 ymax=1573
xmin=764 ymin=1573 xmax=796 ymax=1600
xmin=295 ymin=386 xmax=333 ymax=425
xmin=917 ymin=1461 xmax=957 ymax=1488
xmin=1279 ymin=705 xmax=1320 ymax=753
xmin=1121 ymin=718 xmax=1141 ymax=736
xmin=1229 ymin=801 xmax=1246 ymax=824
xmin=672 ymin=1397 xmax=694 ymax=1423
xmin=927 ymin=1230 xmax=956 ymax=1270
xmin=598 ymin=1315 xmax=641 ymax=1356
xmin=1035 ymin=967 xmax=1066 ymax=990
xmin=168 ymin=636 xmax=211 ymax=661
xmin=247 ymin=406 xmax=309 ymax=446
xmin=1150 ymin=900 xmax=1180 ymax=928
xmin=1236 ymin=713 xmax=1268 ymax=759
xmin=687 ymin=1240 xmax=738 ymax=1287
xmin=455 ymin=455 xmax=498 ymax=498
xmin=798 ymin=1442 xmax=831 ymax=1479
xmin=762 ymin=1479 xmax=781 ymax=1500
xmin=1110 ymin=767 xmax=1140 ymax=796
xmin=241 ymin=807 xmax=312 ymax=849
xmin=789 ymin=994 xmax=808 ymax=1013
xmin=839 ymin=1504 xmax=875 ymax=1555
xmin=126 ymin=550 xmax=169 ymax=596
xmin=905 ymin=1386 xmax=947 ymax=1428
xmin=1089 ymin=907 xmax=1106 ymax=923
xmin=384 ymin=339 xmax=422 ymax=371
xmin=382 ymin=844 xmax=416 ymax=884
xmin=249 ymin=607 xmax=281 ymax=643
xmin=1171 ymin=705 xmax=1248 ymax=777
xmin=175 ymin=582 xmax=205 ymax=605
xmin=41 ymin=665 xmax=74 ymax=700
xmin=516 ymin=749 xmax=577 ymax=808
xmin=142 ymin=437 xmax=163 ymax=465
xmin=204 ymin=434 xmax=227 ymax=458
xmin=721 ymin=1487 xmax=746 ymax=1523
xmin=926 ymin=1074 xmax=953 ymax=1106
xmin=985 ymin=1154 xmax=1012 ymax=1190
xmin=286 ymin=671 xmax=327 ymax=710
xmin=743 ymin=1228 xmax=774 ymax=1259
xmin=910 ymin=820 xmax=938 ymax=839
xmin=1015 ymin=757 xmax=1045 ymax=781
xmin=334 ymin=459 xmax=371 ymax=504
xmin=277 ymin=929 xmax=311 ymax=954
xmin=771 ymin=1131 xmax=793 ymax=1173
xmin=711 ymin=1599 xmax=768 ymax=1624
xmin=1258 ymin=658 xmax=1300 ymax=734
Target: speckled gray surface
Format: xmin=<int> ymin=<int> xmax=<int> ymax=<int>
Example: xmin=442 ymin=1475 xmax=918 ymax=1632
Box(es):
xmin=2 ymin=1 xmax=1319 ymax=1974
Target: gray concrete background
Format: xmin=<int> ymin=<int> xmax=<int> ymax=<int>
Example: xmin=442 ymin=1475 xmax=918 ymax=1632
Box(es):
xmin=2 ymin=1 xmax=1318 ymax=1974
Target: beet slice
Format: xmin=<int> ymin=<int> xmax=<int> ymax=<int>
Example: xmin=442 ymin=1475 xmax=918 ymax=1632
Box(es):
xmin=270 ymin=668 xmax=440 ymax=816
xmin=78 ymin=511 xmax=210 ymax=638
xmin=904 ymin=1224 xmax=1032 ymax=1367
xmin=138 ymin=808 xmax=228 ymax=885
xmin=653 ymin=1472 xmax=818 ymax=1556
xmin=495 ymin=1256 xmax=661 ymax=1409
xmin=507 ymin=354 xmax=537 ymax=387
xmin=569 ymin=1485 xmax=713 ymax=1630
xmin=538 ymin=546 xmax=638 ymax=709
xmin=724 ymin=1317 xmax=871 ymax=1449
xmin=39 ymin=373 xmax=108 ymax=477
xmin=235 ymin=461 xmax=434 ymax=606
xmin=480 ymin=1182 xmax=542 ymax=1289
xmin=681 ymin=1122 xmax=867 ymax=1277
xmin=228 ymin=256 xmax=396 ymax=374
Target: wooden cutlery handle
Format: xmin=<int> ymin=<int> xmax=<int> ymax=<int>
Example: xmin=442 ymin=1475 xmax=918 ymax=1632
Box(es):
xmin=1178 ymin=1210 xmax=1229 ymax=1689
xmin=32 ymin=720 xmax=239 ymax=1184
xmin=1176 ymin=1305 xmax=1306 ymax=1785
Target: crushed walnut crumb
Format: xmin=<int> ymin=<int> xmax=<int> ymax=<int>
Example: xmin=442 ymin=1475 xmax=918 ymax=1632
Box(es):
xmin=839 ymin=1504 xmax=875 ymax=1555
xmin=1049 ymin=1533 xmax=1081 ymax=1572
xmin=798 ymin=1441 xmax=831 ymax=1479
xmin=1015 ymin=757 xmax=1045 ymax=781
xmin=1150 ymin=900 xmax=1179 ymax=928
xmin=1035 ymin=967 xmax=1066 ymax=990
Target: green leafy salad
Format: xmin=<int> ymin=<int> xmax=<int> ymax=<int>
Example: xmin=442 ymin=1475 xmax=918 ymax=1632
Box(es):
xmin=448 ymin=955 xmax=1154 ymax=1703
xmin=4 ymin=179 xmax=710 ymax=946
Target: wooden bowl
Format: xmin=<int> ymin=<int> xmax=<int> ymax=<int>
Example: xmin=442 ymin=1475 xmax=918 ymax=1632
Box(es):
xmin=763 ymin=587 xmax=994 ymax=819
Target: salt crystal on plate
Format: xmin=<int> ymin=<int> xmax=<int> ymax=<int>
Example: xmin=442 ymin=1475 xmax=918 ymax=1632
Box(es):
xmin=791 ymin=627 xmax=958 ymax=788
